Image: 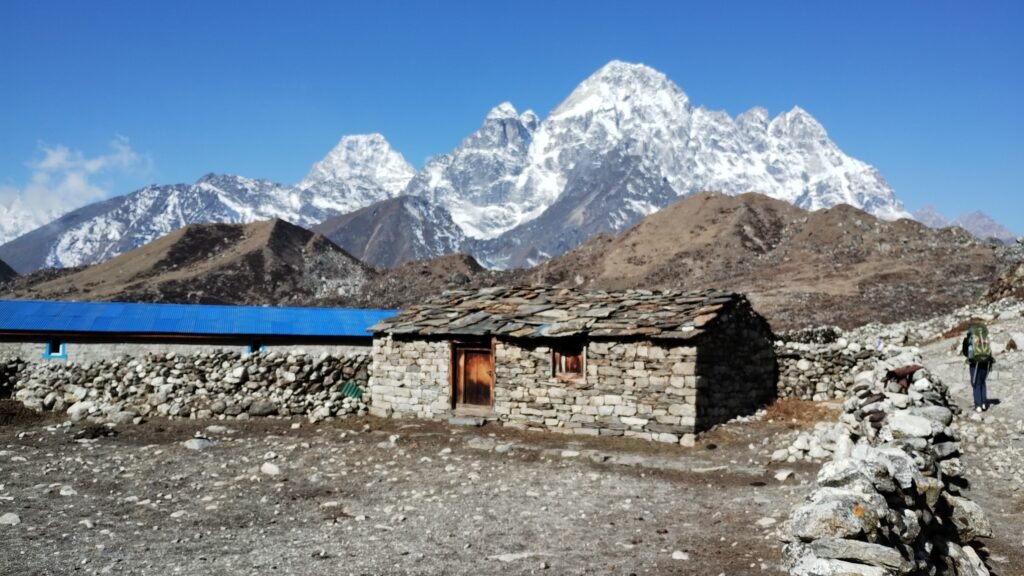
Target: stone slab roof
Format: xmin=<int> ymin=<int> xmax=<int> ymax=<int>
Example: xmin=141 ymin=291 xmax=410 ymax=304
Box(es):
xmin=370 ymin=286 xmax=743 ymax=341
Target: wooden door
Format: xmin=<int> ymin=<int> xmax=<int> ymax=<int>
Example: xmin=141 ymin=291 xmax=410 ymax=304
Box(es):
xmin=453 ymin=343 xmax=493 ymax=408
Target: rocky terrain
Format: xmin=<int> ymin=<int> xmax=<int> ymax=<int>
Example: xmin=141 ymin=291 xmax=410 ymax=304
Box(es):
xmin=0 ymin=402 xmax=827 ymax=575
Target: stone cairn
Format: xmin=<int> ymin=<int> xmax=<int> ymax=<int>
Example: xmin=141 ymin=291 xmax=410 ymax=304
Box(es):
xmin=776 ymin=326 xmax=884 ymax=401
xmin=3 ymin=350 xmax=369 ymax=424
xmin=784 ymin=348 xmax=991 ymax=576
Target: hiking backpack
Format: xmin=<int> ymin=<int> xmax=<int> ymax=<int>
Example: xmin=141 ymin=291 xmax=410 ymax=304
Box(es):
xmin=966 ymin=324 xmax=992 ymax=362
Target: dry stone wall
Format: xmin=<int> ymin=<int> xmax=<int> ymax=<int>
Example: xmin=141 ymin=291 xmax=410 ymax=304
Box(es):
xmin=783 ymin=348 xmax=992 ymax=576
xmin=494 ymin=339 xmax=700 ymax=444
xmin=775 ymin=337 xmax=883 ymax=401
xmin=2 ymin=349 xmax=370 ymax=424
xmin=367 ymin=335 xmax=450 ymax=419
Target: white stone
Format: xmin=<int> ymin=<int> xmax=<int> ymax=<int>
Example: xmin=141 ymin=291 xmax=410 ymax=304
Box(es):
xmin=183 ymin=438 xmax=214 ymax=451
xmin=260 ymin=462 xmax=281 ymax=476
xmin=887 ymin=412 xmax=933 ymax=438
xmin=0 ymin=513 xmax=21 ymax=526
xmin=671 ymin=551 xmax=690 ymax=561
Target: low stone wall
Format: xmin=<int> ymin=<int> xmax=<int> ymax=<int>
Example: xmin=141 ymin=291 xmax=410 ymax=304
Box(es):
xmin=4 ymin=349 xmax=370 ymax=424
xmin=775 ymin=338 xmax=883 ymax=401
xmin=784 ymin=350 xmax=992 ymax=575
xmin=0 ymin=338 xmax=370 ymax=364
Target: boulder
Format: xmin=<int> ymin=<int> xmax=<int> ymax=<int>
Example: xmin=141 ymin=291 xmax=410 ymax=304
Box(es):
xmin=247 ymin=399 xmax=278 ymax=417
xmin=808 ymin=538 xmax=911 ymax=572
xmin=886 ymin=412 xmax=933 ymax=439
xmin=791 ymin=488 xmax=886 ymax=542
xmin=943 ymin=494 xmax=992 ymax=542
xmin=790 ymin=555 xmax=890 ymax=576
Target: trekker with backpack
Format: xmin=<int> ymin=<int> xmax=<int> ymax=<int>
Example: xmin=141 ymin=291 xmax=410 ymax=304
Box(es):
xmin=961 ymin=321 xmax=995 ymax=412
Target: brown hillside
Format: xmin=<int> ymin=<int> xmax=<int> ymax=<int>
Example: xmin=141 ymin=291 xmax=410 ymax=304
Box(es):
xmin=530 ymin=192 xmax=1000 ymax=329
xmin=1 ymin=219 xmax=375 ymax=305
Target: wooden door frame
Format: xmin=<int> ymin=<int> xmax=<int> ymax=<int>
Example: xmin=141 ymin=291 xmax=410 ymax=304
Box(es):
xmin=449 ymin=337 xmax=495 ymax=410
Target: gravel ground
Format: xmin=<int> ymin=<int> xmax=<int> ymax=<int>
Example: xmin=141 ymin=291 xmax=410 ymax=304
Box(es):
xmin=921 ymin=314 xmax=1024 ymax=576
xmin=0 ymin=407 xmax=821 ymax=576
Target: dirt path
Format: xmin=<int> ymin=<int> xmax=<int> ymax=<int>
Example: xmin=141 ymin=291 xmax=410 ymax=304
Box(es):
xmin=0 ymin=409 xmax=820 ymax=576
xmin=920 ymin=315 xmax=1024 ymax=576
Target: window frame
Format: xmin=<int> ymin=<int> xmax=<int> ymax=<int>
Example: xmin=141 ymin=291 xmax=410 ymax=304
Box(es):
xmin=42 ymin=338 xmax=68 ymax=360
xmin=552 ymin=341 xmax=586 ymax=382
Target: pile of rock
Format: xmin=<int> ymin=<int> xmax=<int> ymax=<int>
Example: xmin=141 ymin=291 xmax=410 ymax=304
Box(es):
xmin=771 ymin=422 xmax=852 ymax=464
xmin=0 ymin=358 xmax=26 ymax=398
xmin=784 ymin=352 xmax=992 ymax=576
xmin=775 ymin=336 xmax=883 ymax=401
xmin=5 ymin=350 xmax=369 ymax=424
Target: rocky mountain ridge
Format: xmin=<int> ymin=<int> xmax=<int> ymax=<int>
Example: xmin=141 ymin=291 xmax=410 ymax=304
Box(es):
xmin=2 ymin=60 xmax=911 ymax=272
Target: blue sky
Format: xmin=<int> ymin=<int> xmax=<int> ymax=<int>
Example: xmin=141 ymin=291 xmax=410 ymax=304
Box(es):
xmin=1 ymin=0 xmax=1021 ymax=234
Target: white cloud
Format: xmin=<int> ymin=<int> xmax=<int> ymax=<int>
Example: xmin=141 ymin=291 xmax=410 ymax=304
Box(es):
xmin=0 ymin=137 xmax=152 ymax=245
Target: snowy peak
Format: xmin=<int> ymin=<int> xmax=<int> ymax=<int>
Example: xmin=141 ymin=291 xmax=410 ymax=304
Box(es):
xmin=551 ymin=60 xmax=691 ymax=122
xmin=487 ymin=102 xmax=519 ymax=120
xmin=769 ymin=106 xmax=828 ymax=143
xmin=298 ymin=133 xmax=414 ymax=196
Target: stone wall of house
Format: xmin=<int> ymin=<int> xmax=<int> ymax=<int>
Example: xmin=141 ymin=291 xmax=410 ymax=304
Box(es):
xmin=367 ymin=335 xmax=450 ymax=419
xmin=0 ymin=338 xmax=369 ymax=364
xmin=695 ymin=306 xmax=779 ymax=429
xmin=492 ymin=339 xmax=700 ymax=444
xmin=1 ymin=349 xmax=371 ymax=423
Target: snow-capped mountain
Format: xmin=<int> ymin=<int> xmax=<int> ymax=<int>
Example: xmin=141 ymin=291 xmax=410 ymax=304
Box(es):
xmin=296 ymin=134 xmax=415 ymax=214
xmin=450 ymin=61 xmax=907 ymax=265
xmin=0 ymin=136 xmax=413 ymax=272
xmin=1 ymin=60 xmax=911 ymax=273
xmin=403 ymin=103 xmax=539 ymax=238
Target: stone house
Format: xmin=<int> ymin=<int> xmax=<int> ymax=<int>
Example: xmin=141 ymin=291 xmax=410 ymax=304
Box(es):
xmin=369 ymin=287 xmax=778 ymax=442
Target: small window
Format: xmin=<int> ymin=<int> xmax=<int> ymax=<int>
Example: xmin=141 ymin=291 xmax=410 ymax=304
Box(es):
xmin=248 ymin=340 xmax=265 ymax=354
xmin=43 ymin=339 xmax=67 ymax=359
xmin=553 ymin=343 xmax=585 ymax=379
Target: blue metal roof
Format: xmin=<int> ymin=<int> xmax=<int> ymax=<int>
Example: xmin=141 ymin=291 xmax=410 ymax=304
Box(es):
xmin=0 ymin=300 xmax=397 ymax=338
